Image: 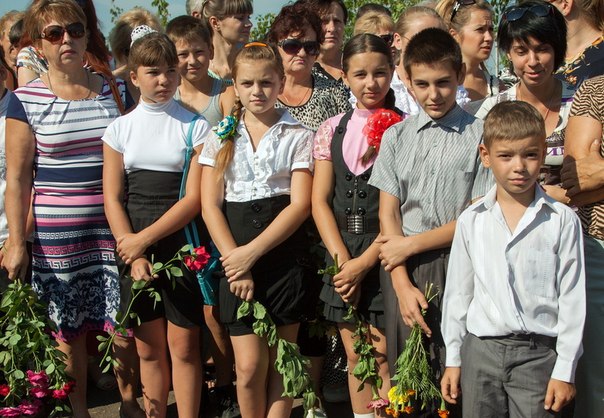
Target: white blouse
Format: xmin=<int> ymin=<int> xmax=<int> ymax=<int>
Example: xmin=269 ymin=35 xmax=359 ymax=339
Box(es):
xmin=199 ymin=109 xmax=314 ymax=202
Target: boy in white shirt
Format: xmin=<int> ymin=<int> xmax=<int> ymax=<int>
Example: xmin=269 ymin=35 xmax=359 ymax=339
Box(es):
xmin=440 ymin=101 xmax=586 ymax=418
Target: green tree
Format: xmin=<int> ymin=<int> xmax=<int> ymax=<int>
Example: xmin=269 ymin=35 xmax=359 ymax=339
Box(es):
xmin=250 ymin=12 xmax=276 ymax=41
xmin=109 ymin=0 xmax=124 ymax=24
xmin=152 ymin=0 xmax=171 ymax=27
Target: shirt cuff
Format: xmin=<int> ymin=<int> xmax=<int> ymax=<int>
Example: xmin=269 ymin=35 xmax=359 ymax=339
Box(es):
xmin=198 ymin=156 xmax=215 ymax=166
xmin=551 ymin=357 xmax=578 ymax=383
xmin=445 ymin=347 xmax=462 ymax=368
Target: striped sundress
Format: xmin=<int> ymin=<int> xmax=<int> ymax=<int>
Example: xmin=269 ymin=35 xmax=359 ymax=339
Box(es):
xmin=9 ymin=75 xmax=121 ymax=341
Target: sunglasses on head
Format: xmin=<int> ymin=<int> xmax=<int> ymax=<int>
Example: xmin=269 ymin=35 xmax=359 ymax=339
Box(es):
xmin=41 ymin=22 xmax=86 ymax=43
xmin=277 ymin=39 xmax=320 ymax=56
xmin=503 ymin=4 xmax=553 ymax=22
xmin=378 ymin=33 xmax=394 ymax=45
xmin=451 ymin=0 xmax=476 ymax=22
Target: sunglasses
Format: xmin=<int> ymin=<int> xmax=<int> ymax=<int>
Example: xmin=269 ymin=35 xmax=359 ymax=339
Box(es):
xmin=378 ymin=33 xmax=394 ymax=45
xmin=503 ymin=4 xmax=553 ymax=22
xmin=451 ymin=0 xmax=476 ymax=22
xmin=41 ymin=22 xmax=86 ymax=43
xmin=277 ymin=39 xmax=320 ymax=56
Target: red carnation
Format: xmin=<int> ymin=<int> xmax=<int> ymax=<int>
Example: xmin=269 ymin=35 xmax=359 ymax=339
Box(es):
xmin=0 ymin=406 xmax=22 ymax=417
xmin=51 ymin=389 xmax=68 ymax=400
xmin=0 ymin=384 xmax=9 ymax=397
xmin=26 ymin=370 xmax=49 ymax=388
xmin=184 ymin=246 xmax=210 ymax=272
xmin=29 ymin=386 xmax=48 ymax=399
xmin=363 ymin=109 xmax=404 ymax=153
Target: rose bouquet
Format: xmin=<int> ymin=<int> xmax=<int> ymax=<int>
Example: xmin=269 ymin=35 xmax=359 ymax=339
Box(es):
xmin=0 ymin=280 xmax=75 ymax=417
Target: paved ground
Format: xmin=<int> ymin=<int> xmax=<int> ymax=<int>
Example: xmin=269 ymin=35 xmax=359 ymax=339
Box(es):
xmin=87 ymin=383 xmax=353 ymax=418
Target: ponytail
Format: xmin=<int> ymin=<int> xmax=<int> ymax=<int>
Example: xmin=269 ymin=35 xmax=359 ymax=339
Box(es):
xmin=213 ymin=98 xmax=244 ymax=179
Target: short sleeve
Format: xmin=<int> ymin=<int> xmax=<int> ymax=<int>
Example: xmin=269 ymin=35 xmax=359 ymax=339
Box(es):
xmin=17 ymin=46 xmax=48 ymax=74
xmin=101 ymin=118 xmax=124 ymax=153
xmin=292 ymin=128 xmax=314 ymax=172
xmin=198 ymin=131 xmax=223 ymax=167
xmin=191 ymin=116 xmax=211 ymax=148
xmin=570 ymin=77 xmax=604 ymax=121
xmin=313 ymin=119 xmax=335 ymax=161
xmin=6 ymin=93 xmax=28 ymax=123
xmin=368 ymin=124 xmax=402 ymax=200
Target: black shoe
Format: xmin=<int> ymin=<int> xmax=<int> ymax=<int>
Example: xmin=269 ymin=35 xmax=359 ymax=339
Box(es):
xmin=211 ymin=385 xmax=241 ymax=418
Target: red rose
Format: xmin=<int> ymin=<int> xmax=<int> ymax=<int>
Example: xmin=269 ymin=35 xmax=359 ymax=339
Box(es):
xmin=26 ymin=370 xmax=49 ymax=388
xmin=52 ymin=389 xmax=68 ymax=400
xmin=29 ymin=386 xmax=48 ymax=399
xmin=62 ymin=381 xmax=75 ymax=394
xmin=184 ymin=246 xmax=210 ymax=272
xmin=19 ymin=400 xmax=42 ymax=416
xmin=0 ymin=384 xmax=9 ymax=397
xmin=363 ymin=109 xmax=404 ymax=152
xmin=0 ymin=407 xmax=22 ymax=417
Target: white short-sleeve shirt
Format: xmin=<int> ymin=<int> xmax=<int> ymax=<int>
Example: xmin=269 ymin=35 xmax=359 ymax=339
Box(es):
xmin=199 ymin=109 xmax=314 ymax=202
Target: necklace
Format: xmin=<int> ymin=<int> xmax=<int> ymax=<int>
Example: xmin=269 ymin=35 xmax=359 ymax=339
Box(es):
xmin=280 ymin=85 xmax=312 ymax=107
xmin=46 ymin=69 xmax=92 ymax=99
xmin=516 ymin=81 xmax=558 ymax=122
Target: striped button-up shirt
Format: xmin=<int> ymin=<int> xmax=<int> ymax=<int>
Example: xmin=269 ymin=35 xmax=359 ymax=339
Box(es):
xmin=369 ymin=105 xmax=492 ymax=236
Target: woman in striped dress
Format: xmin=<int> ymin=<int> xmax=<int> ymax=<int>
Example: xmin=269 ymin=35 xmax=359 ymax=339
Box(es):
xmin=4 ymin=1 xmax=122 ymax=416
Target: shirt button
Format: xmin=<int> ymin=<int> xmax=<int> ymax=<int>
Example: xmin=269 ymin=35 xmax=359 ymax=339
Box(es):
xmin=252 ymin=219 xmax=262 ymax=229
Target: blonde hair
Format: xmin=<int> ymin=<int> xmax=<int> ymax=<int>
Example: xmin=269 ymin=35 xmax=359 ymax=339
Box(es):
xmin=353 ymin=11 xmax=394 ymax=36
xmin=109 ymin=7 xmax=161 ymax=65
xmin=434 ymin=0 xmax=492 ymax=32
xmin=394 ymin=6 xmax=446 ymax=37
xmin=24 ymin=0 xmax=86 ymax=45
xmin=213 ymin=43 xmax=283 ymax=178
xmin=483 ymin=101 xmax=545 ymax=148
xmin=576 ymin=0 xmax=604 ymax=31
xmin=0 ymin=10 xmax=23 ymax=38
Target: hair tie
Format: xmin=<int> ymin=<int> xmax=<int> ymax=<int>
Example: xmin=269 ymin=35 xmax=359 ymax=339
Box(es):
xmin=130 ymin=25 xmax=157 ymax=47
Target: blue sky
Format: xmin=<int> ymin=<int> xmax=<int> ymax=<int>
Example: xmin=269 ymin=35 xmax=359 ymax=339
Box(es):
xmin=1 ymin=0 xmax=291 ymax=36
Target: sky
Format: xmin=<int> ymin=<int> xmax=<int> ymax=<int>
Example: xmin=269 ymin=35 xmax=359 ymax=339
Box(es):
xmin=1 ymin=0 xmax=292 ymax=36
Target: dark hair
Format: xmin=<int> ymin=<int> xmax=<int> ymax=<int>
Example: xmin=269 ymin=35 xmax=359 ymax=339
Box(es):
xmin=128 ymin=32 xmax=178 ymax=70
xmin=8 ymin=18 xmax=23 ymax=47
xmin=357 ymin=3 xmax=391 ymax=18
xmin=166 ymin=15 xmax=213 ymax=47
xmin=497 ymin=0 xmax=567 ymax=71
xmin=483 ymin=101 xmax=545 ymax=148
xmin=267 ymin=2 xmax=324 ymax=45
xmin=403 ymin=27 xmax=463 ymax=76
xmin=297 ymin=0 xmax=348 ymax=24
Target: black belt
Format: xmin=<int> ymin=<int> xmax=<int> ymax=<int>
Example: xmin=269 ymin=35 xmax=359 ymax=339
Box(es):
xmin=335 ymin=213 xmax=379 ymax=234
xmin=480 ymin=333 xmax=557 ymax=349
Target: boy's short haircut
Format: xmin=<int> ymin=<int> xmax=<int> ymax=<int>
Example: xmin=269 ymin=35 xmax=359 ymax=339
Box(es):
xmin=166 ymin=15 xmax=213 ymax=47
xmin=403 ymin=28 xmax=462 ymax=76
xmin=483 ymin=101 xmax=546 ymax=148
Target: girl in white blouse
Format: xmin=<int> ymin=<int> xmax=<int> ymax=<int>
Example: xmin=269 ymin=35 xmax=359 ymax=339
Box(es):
xmin=199 ymin=42 xmax=314 ymax=418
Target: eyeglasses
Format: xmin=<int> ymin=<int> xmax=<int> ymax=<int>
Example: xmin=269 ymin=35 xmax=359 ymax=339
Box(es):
xmin=40 ymin=22 xmax=86 ymax=43
xmin=277 ymin=39 xmax=320 ymax=56
xmin=378 ymin=33 xmax=394 ymax=45
xmin=503 ymin=4 xmax=553 ymax=22
xmin=450 ymin=0 xmax=476 ymax=22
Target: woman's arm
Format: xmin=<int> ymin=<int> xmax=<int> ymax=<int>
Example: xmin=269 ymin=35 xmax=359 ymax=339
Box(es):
xmin=562 ymin=115 xmax=604 ymax=206
xmin=115 ymin=144 xmax=205 ymax=264
xmin=4 ymin=118 xmax=35 ymax=280
xmin=17 ymin=66 xmax=38 ymax=87
xmin=220 ymin=169 xmax=313 ymax=280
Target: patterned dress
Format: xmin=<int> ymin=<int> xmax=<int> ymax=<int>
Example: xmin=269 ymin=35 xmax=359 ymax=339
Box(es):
xmin=7 ymin=76 xmax=121 ymax=341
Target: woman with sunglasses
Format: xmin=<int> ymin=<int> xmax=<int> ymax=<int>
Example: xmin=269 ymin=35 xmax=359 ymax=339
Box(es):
xmin=199 ymin=0 xmax=253 ymax=86
xmin=476 ymin=0 xmax=574 ymax=203
xmin=550 ymin=0 xmax=604 ymax=87
xmin=353 ymin=10 xmax=396 ymax=61
xmin=436 ymin=0 xmax=505 ymax=104
xmin=3 ymin=1 xmax=125 ymax=417
xmin=267 ymin=2 xmax=351 ymax=131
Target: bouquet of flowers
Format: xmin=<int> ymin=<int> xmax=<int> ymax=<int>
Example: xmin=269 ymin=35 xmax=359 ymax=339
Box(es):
xmin=385 ymin=283 xmax=449 ymax=417
xmin=98 ymin=244 xmax=210 ymax=371
xmin=0 ymin=280 xmax=75 ymax=417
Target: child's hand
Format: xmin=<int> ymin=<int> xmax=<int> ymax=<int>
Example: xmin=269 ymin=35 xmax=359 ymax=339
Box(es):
xmin=130 ymin=257 xmax=157 ymax=281
xmin=337 ymin=281 xmax=361 ymax=305
xmin=333 ymin=257 xmax=368 ymax=292
xmin=221 ymin=244 xmax=259 ymax=281
xmin=441 ymin=367 xmax=461 ymax=404
xmin=229 ymin=271 xmax=254 ymax=301
xmin=117 ymin=233 xmax=150 ymax=265
xmin=544 ymin=379 xmax=575 ymax=412
xmin=376 ymin=235 xmax=416 ymax=271
xmin=392 ymin=280 xmax=432 ymax=336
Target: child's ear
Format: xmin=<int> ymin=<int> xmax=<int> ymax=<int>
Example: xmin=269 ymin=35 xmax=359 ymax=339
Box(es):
xmin=130 ymin=70 xmax=139 ymax=88
xmin=479 ymin=143 xmax=491 ymax=167
xmin=341 ymin=70 xmax=349 ymax=88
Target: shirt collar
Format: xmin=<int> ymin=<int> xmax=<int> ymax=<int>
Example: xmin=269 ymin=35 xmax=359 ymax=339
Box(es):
xmin=416 ymin=104 xmax=466 ymax=133
xmin=237 ymin=108 xmax=305 ymax=135
xmin=477 ymin=184 xmax=560 ymax=214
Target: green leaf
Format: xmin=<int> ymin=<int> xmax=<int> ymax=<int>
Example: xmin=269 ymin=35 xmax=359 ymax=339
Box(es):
xmin=236 ymin=301 xmax=251 ymax=319
xmin=132 ymin=280 xmax=147 ymax=290
xmin=253 ymin=302 xmax=266 ymax=319
xmin=170 ymin=266 xmax=183 ymax=277
xmin=8 ymin=334 xmax=21 ymax=346
xmin=45 ymin=363 xmax=56 ymax=374
xmin=180 ymin=244 xmax=192 ymax=253
xmin=13 ymin=369 xmax=24 ymax=379
xmin=153 ymin=262 xmax=163 ymax=271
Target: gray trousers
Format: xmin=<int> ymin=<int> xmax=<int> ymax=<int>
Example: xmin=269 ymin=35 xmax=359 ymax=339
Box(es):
xmin=460 ymin=333 xmax=559 ymax=418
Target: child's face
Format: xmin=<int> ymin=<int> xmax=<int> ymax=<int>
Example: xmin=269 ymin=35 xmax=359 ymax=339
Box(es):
xmin=343 ymin=51 xmax=392 ymax=110
xmin=130 ymin=62 xmax=179 ymax=104
xmin=507 ymin=36 xmax=555 ymax=88
xmin=234 ymin=59 xmax=283 ymax=116
xmin=479 ymin=135 xmax=545 ymax=201
xmin=406 ymin=61 xmax=464 ymax=119
xmin=174 ymin=38 xmax=213 ymax=82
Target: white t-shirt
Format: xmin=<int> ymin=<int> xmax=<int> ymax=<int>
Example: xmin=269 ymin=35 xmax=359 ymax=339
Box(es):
xmin=199 ymin=109 xmax=314 ymax=202
xmin=103 ymin=99 xmax=210 ymax=172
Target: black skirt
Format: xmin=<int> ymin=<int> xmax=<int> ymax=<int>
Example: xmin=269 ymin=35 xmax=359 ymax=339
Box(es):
xmin=118 ymin=170 xmax=205 ymax=328
xmin=220 ymin=195 xmax=313 ymax=336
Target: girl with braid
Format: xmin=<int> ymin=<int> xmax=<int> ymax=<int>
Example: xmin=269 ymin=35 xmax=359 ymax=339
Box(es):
xmin=199 ymin=42 xmax=314 ymax=418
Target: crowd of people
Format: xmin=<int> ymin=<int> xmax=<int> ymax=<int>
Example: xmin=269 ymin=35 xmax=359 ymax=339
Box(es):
xmin=0 ymin=0 xmax=603 ymax=418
